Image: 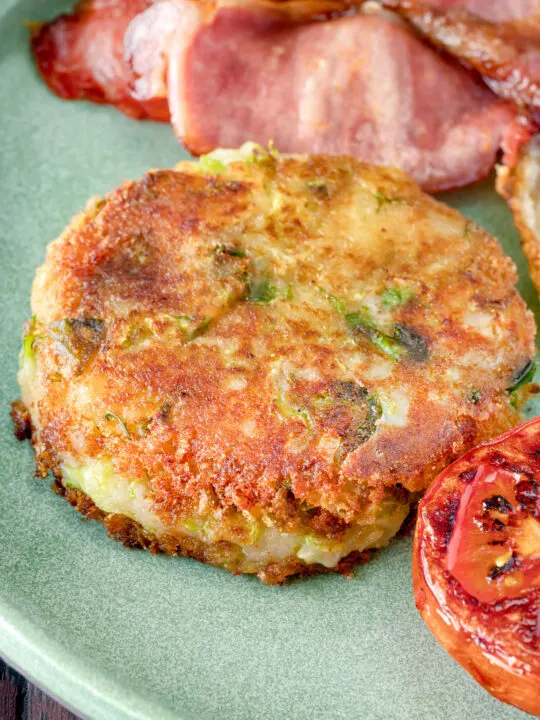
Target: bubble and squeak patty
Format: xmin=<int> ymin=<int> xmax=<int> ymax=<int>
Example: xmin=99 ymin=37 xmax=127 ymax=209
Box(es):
xmin=13 ymin=145 xmax=536 ymax=583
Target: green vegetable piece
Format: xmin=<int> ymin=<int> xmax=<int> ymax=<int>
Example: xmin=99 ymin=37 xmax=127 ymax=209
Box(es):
xmin=392 ymin=324 xmax=428 ymax=362
xmin=104 ymin=412 xmax=131 ymax=439
xmin=305 ymin=179 xmax=329 ymax=198
xmin=305 ymin=179 xmax=326 ymax=189
xmin=186 ymin=317 xmax=212 ymax=341
xmin=329 ymin=381 xmax=382 ymax=455
xmin=381 ymin=287 xmax=414 ymax=308
xmin=183 ymin=519 xmax=201 ymax=534
xmin=245 ymin=143 xmax=277 ymax=167
xmin=22 ymin=333 xmax=36 ymax=364
xmin=296 ymin=408 xmax=313 ymax=428
xmin=163 ymin=314 xmax=212 ymax=341
xmin=198 ymin=155 xmax=227 ymax=175
xmin=276 ymin=377 xmax=381 ymax=458
xmin=213 ymin=244 xmax=245 ymax=258
xmin=49 ymin=318 xmax=105 ymax=372
xmin=121 ymin=321 xmax=153 ymax=349
xmin=158 ymin=399 xmax=174 ymax=419
xmin=507 ymin=359 xmax=536 ymax=393
xmin=303 ymin=535 xmax=328 ymax=550
xmin=276 ymin=394 xmax=314 ymax=429
xmin=318 ymin=286 xmax=346 ymax=315
xmin=471 ymin=389 xmax=482 ymax=404
xmin=20 ymin=316 xmax=41 ymax=368
xmin=311 ymin=392 xmax=333 ymax=410
xmin=248 ymin=278 xmax=278 ymax=304
xmin=345 ymin=312 xmax=403 ymax=360
xmin=320 ymin=286 xmax=427 ymax=362
xmin=172 ymin=315 xmax=194 ymax=329
xmin=267 ymin=140 xmax=279 ymax=158
xmin=373 ymin=191 xmax=400 ymax=213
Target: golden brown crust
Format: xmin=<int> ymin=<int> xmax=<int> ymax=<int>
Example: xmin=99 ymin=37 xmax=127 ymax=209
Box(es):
xmin=497 ymin=134 xmax=540 ymax=294
xmin=10 ymin=400 xmax=31 ymax=441
xmin=17 ymin=151 xmax=536 ymax=578
xmin=53 ymin=478 xmax=371 ymax=584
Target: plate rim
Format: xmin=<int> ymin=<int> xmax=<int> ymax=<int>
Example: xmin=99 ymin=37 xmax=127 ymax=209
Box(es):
xmin=0 ymin=598 xmax=194 ymax=720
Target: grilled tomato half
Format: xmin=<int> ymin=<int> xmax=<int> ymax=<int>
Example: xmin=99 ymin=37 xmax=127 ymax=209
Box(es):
xmin=413 ymin=416 xmax=540 ymax=715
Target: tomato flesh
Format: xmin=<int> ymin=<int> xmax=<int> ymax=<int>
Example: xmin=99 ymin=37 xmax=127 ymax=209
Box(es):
xmin=447 ymin=463 xmax=540 ymax=604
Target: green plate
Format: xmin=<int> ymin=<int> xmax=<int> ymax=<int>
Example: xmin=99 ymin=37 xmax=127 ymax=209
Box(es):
xmin=1 ymin=2 xmax=539 ymax=718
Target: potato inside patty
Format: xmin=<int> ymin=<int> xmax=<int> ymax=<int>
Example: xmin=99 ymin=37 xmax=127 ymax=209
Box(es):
xmin=16 ymin=144 xmax=536 ymax=583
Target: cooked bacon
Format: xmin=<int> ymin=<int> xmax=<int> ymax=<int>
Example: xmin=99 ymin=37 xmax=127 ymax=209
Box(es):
xmin=386 ymin=1 xmax=540 ymax=113
xmin=28 ymin=0 xmax=377 ymax=123
xmin=422 ymin=0 xmax=539 ymax=22
xmin=124 ymin=1 xmax=182 ymax=118
xmin=501 ymin=113 xmax=538 ymax=167
xmin=31 ymin=0 xmax=520 ymax=192
xmin=168 ymin=4 xmax=515 ymax=192
xmin=124 ymin=0 xmax=195 ymax=118
xmin=31 ymin=0 xmax=170 ymax=121
xmin=125 ymin=0 xmax=367 ymax=113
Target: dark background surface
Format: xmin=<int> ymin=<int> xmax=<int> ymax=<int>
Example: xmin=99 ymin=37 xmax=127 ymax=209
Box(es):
xmin=0 ymin=659 xmax=79 ymax=720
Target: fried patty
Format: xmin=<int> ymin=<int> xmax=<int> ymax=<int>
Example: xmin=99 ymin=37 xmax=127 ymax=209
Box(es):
xmin=16 ymin=144 xmax=536 ymax=583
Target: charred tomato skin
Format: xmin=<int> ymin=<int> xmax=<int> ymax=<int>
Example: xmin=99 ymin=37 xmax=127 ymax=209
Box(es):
xmin=413 ymin=416 xmax=540 ymax=716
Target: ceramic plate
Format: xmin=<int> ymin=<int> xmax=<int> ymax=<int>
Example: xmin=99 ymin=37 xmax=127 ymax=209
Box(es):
xmin=1 ymin=2 xmax=539 ymax=718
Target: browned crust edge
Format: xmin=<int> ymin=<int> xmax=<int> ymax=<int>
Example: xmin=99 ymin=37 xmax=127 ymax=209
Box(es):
xmin=497 ymin=149 xmax=540 ymax=296
xmin=13 ymin=397 xmax=376 ymax=584
xmin=52 ymin=479 xmax=374 ymax=585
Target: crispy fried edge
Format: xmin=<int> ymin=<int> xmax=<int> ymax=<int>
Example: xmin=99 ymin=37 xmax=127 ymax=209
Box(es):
xmin=497 ymin=140 xmax=540 ymax=294
xmin=13 ymin=400 xmax=375 ymax=584
xmin=54 ymin=480 xmax=374 ymax=584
